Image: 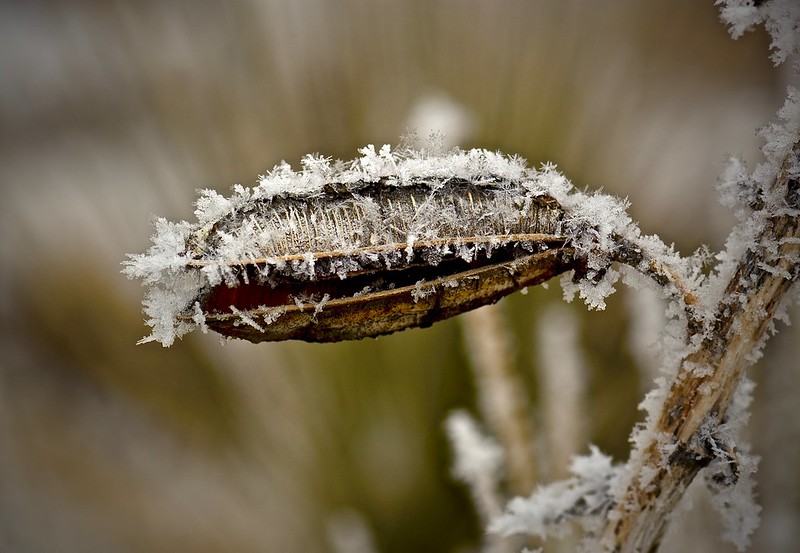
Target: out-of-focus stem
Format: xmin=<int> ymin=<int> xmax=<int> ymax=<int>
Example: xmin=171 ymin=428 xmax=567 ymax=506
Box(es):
xmin=535 ymin=303 xmax=586 ymax=480
xmin=460 ymin=304 xmax=538 ymax=495
xmin=624 ymin=284 xmax=666 ymax=388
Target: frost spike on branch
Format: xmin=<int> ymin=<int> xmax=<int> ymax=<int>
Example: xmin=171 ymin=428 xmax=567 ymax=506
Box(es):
xmin=602 ymin=137 xmax=800 ymax=553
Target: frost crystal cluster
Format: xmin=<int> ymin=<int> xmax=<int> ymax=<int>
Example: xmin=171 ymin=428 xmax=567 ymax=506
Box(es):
xmin=717 ymin=0 xmax=800 ymax=65
xmin=489 ymin=446 xmax=623 ymax=541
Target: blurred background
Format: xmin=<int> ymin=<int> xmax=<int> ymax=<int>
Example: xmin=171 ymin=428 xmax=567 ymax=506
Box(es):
xmin=1 ymin=1 xmax=798 ymax=552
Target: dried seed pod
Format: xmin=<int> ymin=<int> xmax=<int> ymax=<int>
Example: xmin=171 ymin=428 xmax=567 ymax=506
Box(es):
xmin=187 ymin=180 xmax=570 ymax=342
xmin=124 ymin=147 xmax=578 ymax=345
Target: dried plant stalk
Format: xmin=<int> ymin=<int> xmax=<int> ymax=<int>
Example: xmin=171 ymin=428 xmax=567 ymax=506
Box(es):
xmin=604 ymin=139 xmax=800 ymax=552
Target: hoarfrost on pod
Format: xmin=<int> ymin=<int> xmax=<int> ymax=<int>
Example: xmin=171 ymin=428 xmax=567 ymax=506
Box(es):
xmin=123 ymin=144 xmax=650 ymax=346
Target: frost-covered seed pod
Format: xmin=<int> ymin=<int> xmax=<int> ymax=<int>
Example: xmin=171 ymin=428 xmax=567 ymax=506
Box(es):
xmin=124 ymin=147 xmax=579 ymax=345
xmin=189 ymin=179 xmax=570 ymax=342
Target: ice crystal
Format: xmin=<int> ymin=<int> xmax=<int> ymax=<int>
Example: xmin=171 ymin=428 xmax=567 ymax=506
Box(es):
xmin=700 ymin=378 xmax=762 ymax=551
xmin=489 ymin=446 xmax=622 ymax=540
xmin=717 ymin=0 xmax=800 ymax=65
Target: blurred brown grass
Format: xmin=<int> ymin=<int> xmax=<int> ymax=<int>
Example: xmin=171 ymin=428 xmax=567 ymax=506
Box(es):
xmin=1 ymin=2 xmax=797 ymax=552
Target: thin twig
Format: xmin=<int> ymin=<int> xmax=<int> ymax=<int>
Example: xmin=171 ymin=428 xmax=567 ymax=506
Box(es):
xmin=610 ymin=236 xmax=702 ymax=333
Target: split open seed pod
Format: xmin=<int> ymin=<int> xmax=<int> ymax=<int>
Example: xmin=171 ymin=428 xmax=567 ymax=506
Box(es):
xmin=124 ymin=146 xmax=578 ymax=345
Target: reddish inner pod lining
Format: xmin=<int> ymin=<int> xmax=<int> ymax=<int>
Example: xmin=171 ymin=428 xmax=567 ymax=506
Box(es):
xmin=200 ymin=240 xmax=562 ymax=315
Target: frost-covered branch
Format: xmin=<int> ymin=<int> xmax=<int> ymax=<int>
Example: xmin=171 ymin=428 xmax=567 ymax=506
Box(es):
xmin=601 ymin=123 xmax=800 ymax=553
xmin=486 ymin=89 xmax=799 ymax=552
xmin=485 ymin=6 xmax=800 ymax=550
xmin=122 ymin=90 xmax=799 ymax=553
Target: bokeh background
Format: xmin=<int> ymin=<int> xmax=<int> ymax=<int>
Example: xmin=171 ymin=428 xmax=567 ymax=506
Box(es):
xmin=1 ymin=1 xmax=798 ymax=552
